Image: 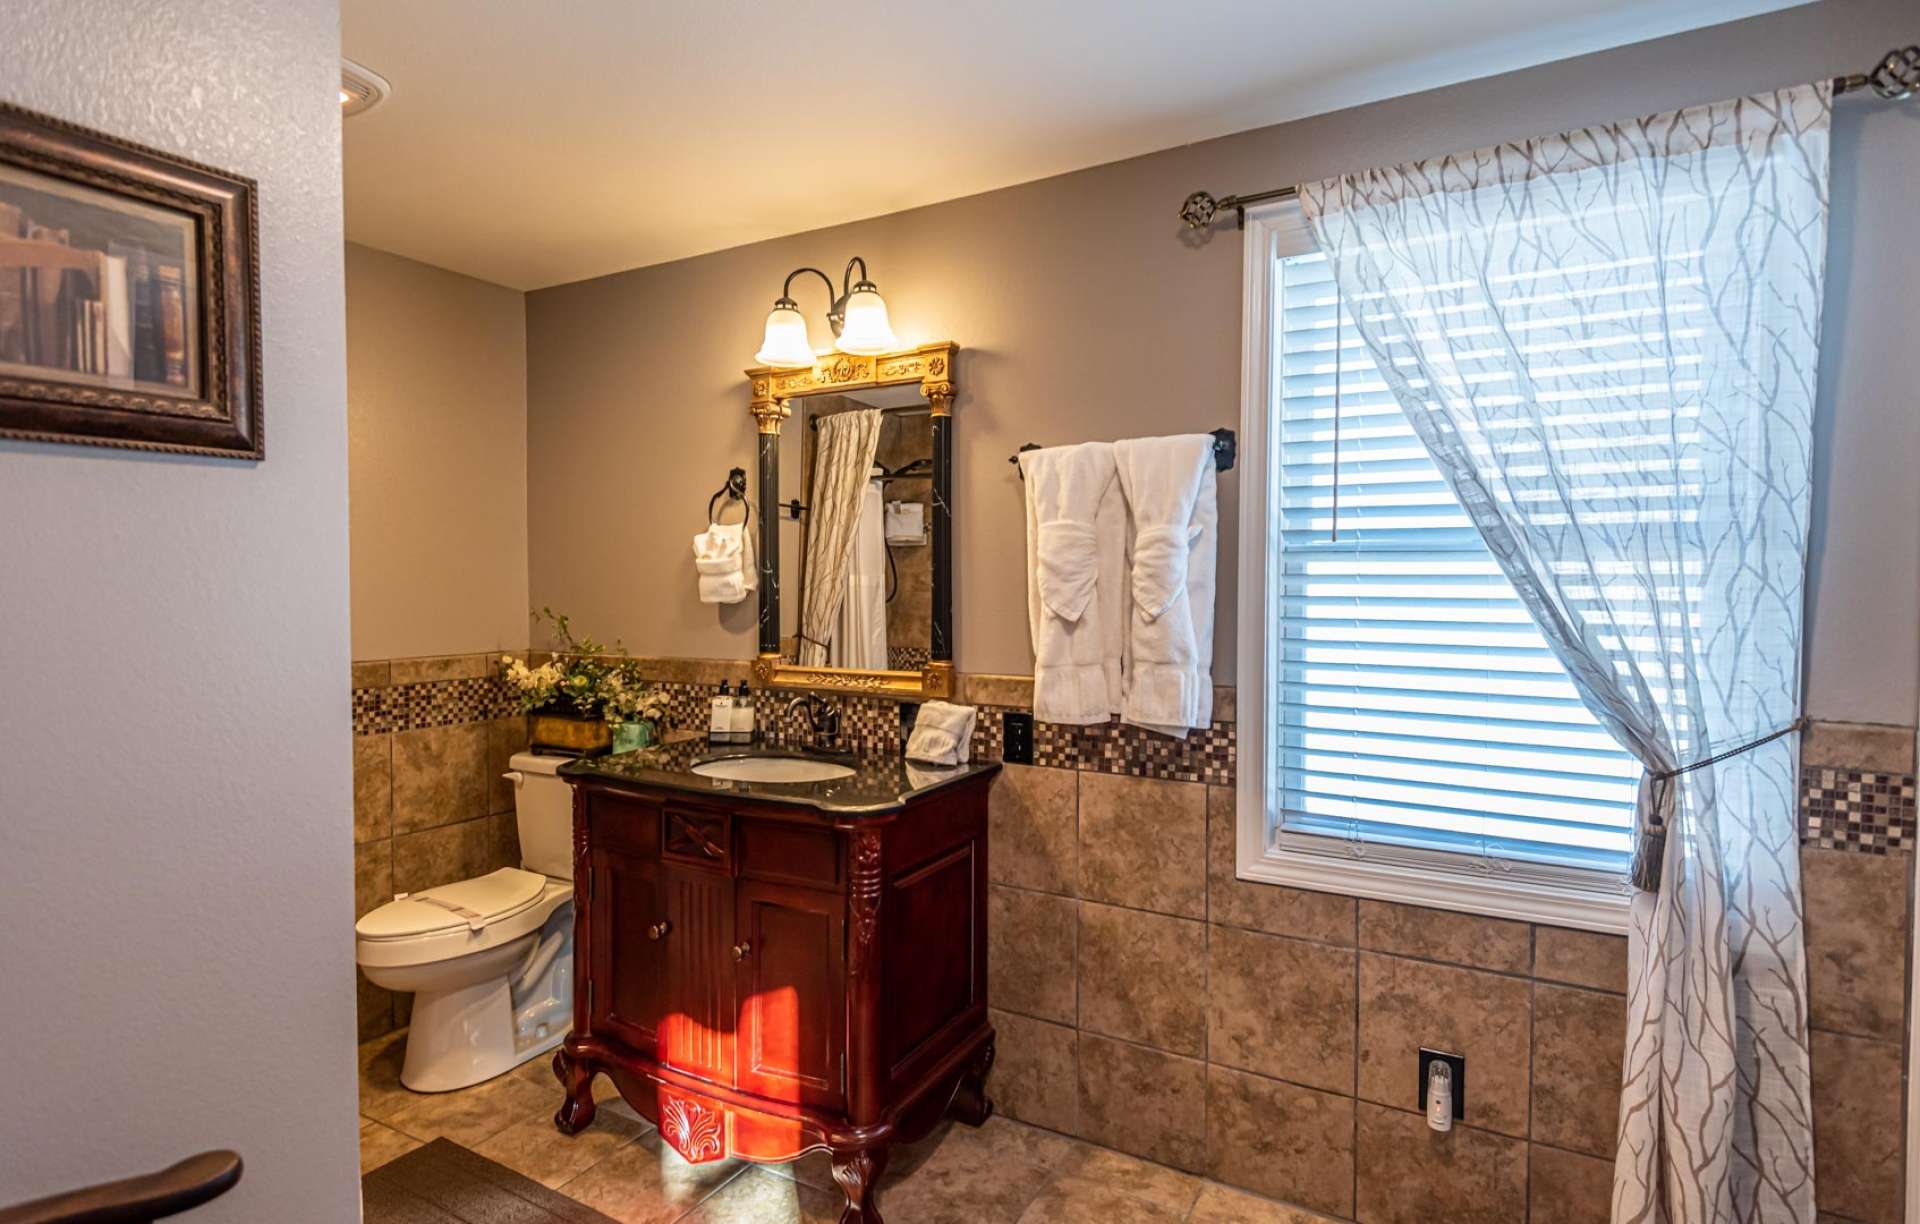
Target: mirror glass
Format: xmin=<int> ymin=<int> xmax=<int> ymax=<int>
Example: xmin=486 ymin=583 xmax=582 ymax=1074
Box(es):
xmin=777 ymin=384 xmax=933 ymax=672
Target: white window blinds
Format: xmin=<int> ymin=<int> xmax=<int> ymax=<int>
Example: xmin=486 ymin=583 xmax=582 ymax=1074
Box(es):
xmin=1272 ymin=249 xmax=1638 ymax=873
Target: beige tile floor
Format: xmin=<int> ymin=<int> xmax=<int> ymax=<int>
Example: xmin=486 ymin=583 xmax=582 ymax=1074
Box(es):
xmin=358 ymin=1030 xmax=1336 ymax=1223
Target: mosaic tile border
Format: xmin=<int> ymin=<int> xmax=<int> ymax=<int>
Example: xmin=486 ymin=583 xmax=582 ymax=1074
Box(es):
xmin=654 ymin=682 xmax=905 ymax=756
xmin=352 ymin=674 xmax=518 ymax=735
xmin=352 ymin=668 xmax=1234 ymax=783
xmin=1032 ymin=715 xmax=1236 ymax=786
xmin=1800 ymin=766 xmax=1918 ymax=855
xmin=348 ymin=664 xmax=1906 ymax=828
xmin=887 ymin=645 xmax=932 ymax=671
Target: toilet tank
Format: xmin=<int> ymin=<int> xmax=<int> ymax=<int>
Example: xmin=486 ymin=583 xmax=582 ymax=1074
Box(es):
xmin=508 ymin=751 xmax=575 ymax=879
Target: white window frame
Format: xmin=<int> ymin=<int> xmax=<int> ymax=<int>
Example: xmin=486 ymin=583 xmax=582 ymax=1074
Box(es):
xmin=1234 ymin=201 xmax=1632 ymax=935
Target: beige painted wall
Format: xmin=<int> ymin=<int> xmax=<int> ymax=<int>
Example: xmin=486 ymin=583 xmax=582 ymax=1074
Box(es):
xmin=348 ymin=242 xmax=530 ymax=659
xmin=529 ymin=0 xmax=1920 ymax=724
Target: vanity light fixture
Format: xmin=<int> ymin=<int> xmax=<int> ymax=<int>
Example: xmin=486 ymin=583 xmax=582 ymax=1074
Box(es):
xmin=754 ymin=257 xmax=899 ymax=368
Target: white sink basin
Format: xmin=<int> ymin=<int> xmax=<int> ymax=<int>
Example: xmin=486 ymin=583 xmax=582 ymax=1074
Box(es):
xmin=691 ymin=755 xmax=855 ymax=784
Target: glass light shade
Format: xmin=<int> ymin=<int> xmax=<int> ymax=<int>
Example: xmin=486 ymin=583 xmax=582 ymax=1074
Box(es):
xmin=755 ymin=303 xmax=817 ymax=368
xmin=834 ymin=287 xmax=898 ymax=355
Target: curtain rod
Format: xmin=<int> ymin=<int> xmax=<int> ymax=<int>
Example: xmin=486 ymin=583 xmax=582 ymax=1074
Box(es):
xmin=1178 ymin=44 xmax=1919 ymax=231
xmin=806 ymin=403 xmax=931 ymax=429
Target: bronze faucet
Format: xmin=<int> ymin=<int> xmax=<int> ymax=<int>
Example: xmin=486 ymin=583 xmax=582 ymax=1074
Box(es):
xmin=784 ymin=694 xmax=842 ymax=751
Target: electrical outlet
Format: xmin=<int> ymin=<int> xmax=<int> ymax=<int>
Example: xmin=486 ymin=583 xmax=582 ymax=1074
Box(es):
xmin=1419 ymin=1048 xmax=1466 ymax=1121
xmin=1002 ymin=711 xmax=1034 ymax=764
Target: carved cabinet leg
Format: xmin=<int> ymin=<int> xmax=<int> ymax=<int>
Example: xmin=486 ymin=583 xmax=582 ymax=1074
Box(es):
xmin=831 ymin=1146 xmax=889 ymax=1224
xmin=552 ymin=1047 xmax=596 ymax=1135
xmin=950 ymin=1035 xmax=995 ymax=1127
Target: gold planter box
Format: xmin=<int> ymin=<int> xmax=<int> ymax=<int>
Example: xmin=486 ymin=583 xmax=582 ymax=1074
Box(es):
xmin=529 ymin=711 xmax=611 ymax=756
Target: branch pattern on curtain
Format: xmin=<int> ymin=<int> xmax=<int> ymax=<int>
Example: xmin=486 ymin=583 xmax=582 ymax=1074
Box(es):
xmin=1300 ymin=83 xmax=1829 ymax=1222
xmin=798 ymin=408 xmax=884 ymax=668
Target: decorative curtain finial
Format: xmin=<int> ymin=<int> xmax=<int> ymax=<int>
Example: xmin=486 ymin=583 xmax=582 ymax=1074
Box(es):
xmin=1866 ymin=45 xmax=1920 ymax=100
xmin=1178 ymin=191 xmax=1218 ymax=229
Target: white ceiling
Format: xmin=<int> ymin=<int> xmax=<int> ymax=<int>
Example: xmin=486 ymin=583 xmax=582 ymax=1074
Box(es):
xmin=341 ymin=0 xmax=1806 ymax=291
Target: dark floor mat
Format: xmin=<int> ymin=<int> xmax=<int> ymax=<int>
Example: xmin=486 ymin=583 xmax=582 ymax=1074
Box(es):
xmin=361 ymin=1138 xmax=618 ymax=1224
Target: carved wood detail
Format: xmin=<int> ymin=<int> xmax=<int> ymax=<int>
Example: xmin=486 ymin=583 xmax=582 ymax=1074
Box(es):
xmin=659 ymin=1092 xmax=727 ymax=1164
xmin=831 ymin=1146 xmax=890 ymax=1223
xmin=552 ymin=1045 xmax=597 ymax=1135
xmin=849 ymin=830 xmax=883 ymax=974
xmin=751 ymin=654 xmax=956 ymax=701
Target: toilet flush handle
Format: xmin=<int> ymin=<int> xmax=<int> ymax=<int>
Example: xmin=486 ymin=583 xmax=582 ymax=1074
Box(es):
xmin=502 ymin=770 xmax=525 ymax=787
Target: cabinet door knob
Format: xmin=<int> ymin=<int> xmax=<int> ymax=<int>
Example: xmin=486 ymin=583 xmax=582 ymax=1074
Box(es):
xmin=731 ymin=941 xmax=752 ymax=961
xmin=648 ymin=921 xmax=671 ymax=941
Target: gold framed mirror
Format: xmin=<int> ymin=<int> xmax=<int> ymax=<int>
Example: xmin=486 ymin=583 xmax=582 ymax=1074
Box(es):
xmin=746 ymin=342 xmax=956 ymax=700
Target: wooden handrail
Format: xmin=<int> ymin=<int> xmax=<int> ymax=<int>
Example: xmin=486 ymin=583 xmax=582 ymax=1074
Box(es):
xmin=0 ymin=1151 xmax=241 ymax=1224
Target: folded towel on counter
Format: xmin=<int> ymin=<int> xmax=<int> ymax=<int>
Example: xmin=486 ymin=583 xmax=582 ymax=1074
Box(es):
xmin=884 ymin=500 xmax=925 ymax=544
xmin=1020 ymin=442 xmax=1126 ymax=725
xmin=692 ymin=520 xmax=757 ymax=605
xmin=1114 ymin=434 xmax=1217 ymax=737
xmin=906 ymin=701 xmax=978 ymax=766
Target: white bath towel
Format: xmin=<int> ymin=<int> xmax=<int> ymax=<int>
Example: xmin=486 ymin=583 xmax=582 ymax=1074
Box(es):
xmin=906 ymin=701 xmax=978 ymax=766
xmin=1115 ymin=435 xmax=1217 ymax=737
xmin=831 ymin=480 xmax=889 ymax=669
xmin=1020 ymin=442 xmax=1126 ymax=725
xmin=692 ymin=519 xmax=758 ymax=605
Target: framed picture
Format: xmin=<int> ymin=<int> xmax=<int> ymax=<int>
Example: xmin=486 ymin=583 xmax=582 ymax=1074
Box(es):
xmin=0 ymin=102 xmax=261 ymax=458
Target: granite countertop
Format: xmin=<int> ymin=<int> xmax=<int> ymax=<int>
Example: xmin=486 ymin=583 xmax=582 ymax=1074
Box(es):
xmin=558 ymin=737 xmax=999 ymax=816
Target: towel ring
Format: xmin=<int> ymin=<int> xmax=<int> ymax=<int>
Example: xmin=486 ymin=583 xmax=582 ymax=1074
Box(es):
xmin=707 ymin=467 xmax=751 ymax=526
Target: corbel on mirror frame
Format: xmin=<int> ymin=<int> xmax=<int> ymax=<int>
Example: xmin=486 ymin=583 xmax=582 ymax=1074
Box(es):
xmin=746 ymin=341 xmax=956 ymax=701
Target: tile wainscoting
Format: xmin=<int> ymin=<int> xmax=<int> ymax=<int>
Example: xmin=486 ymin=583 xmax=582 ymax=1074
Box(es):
xmin=348 ymin=656 xmax=1914 ymax=1221
xmin=352 ymin=653 xmax=529 ymax=1041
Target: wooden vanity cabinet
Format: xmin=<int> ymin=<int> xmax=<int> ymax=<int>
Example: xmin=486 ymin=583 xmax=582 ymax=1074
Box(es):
xmin=552 ymin=772 xmax=995 ymax=1223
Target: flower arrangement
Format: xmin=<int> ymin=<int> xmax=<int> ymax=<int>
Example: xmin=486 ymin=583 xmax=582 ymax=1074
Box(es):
xmin=500 ymin=609 xmax=668 ymax=746
xmin=597 ymin=668 xmax=670 ymax=726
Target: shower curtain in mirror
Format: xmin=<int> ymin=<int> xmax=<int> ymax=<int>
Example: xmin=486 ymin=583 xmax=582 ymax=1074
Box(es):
xmin=830 ymin=476 xmax=889 ymax=670
xmin=799 ymin=408 xmax=884 ymax=668
xmin=1300 ymin=83 xmax=1830 ymax=1222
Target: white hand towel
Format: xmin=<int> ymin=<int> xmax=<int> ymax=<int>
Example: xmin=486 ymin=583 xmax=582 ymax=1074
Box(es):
xmin=1114 ymin=435 xmax=1217 ymax=738
xmin=906 ymin=701 xmax=978 ymax=766
xmin=692 ymin=520 xmax=757 ymax=605
xmin=699 ymin=571 xmax=747 ymax=603
xmin=1020 ymin=442 xmax=1126 ymax=725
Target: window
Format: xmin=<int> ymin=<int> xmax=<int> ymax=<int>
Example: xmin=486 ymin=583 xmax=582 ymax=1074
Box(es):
xmin=1236 ymin=204 xmax=1637 ymax=930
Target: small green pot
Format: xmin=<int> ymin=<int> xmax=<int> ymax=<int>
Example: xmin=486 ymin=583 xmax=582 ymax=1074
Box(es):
xmin=611 ymin=720 xmax=657 ymax=753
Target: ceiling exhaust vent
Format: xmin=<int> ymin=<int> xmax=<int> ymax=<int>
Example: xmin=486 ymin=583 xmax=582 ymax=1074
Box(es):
xmin=340 ymin=58 xmax=391 ymax=118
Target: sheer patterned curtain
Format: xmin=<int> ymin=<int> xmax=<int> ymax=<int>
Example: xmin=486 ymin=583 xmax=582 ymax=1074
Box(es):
xmin=799 ymin=408 xmax=883 ymax=668
xmin=1300 ymin=84 xmax=1830 ymax=1221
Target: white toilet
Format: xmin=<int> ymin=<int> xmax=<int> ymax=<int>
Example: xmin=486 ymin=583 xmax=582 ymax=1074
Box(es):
xmin=356 ymin=751 xmax=576 ymax=1092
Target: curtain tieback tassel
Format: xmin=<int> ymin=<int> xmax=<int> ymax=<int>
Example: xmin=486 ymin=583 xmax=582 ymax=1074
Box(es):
xmin=1630 ymin=716 xmax=1810 ymax=892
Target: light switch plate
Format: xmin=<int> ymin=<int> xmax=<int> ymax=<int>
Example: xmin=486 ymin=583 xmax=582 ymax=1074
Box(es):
xmin=1002 ymin=711 xmax=1034 ymax=764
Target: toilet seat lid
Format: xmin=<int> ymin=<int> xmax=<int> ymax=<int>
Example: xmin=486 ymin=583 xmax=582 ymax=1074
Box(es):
xmin=356 ymin=868 xmax=547 ymax=940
